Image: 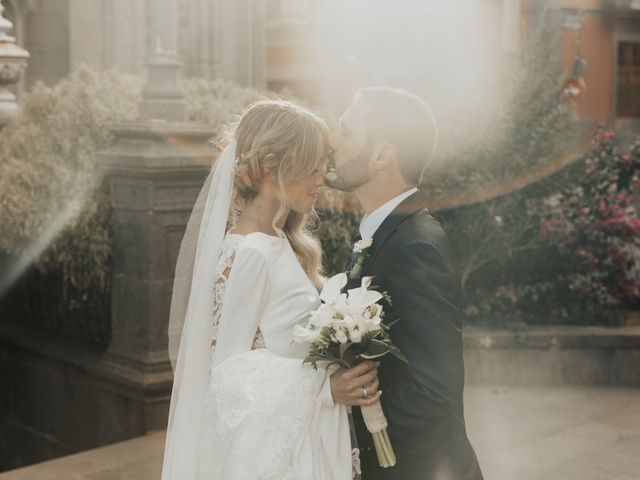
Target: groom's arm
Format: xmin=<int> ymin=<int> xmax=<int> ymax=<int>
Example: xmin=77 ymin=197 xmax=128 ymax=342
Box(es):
xmin=381 ymin=238 xmax=466 ymax=431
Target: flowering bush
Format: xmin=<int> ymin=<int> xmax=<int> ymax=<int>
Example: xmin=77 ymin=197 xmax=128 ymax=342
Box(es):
xmin=536 ymin=126 xmax=640 ymax=322
xmin=458 ymin=126 xmax=640 ymax=326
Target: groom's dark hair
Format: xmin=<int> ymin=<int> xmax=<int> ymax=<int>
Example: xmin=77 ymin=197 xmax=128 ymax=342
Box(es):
xmin=353 ymin=86 xmax=437 ymax=186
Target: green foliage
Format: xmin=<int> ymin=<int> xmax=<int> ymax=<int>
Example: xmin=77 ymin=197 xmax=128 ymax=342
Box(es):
xmin=181 ymin=77 xmax=264 ymax=137
xmin=0 ymin=66 xmax=142 ymax=291
xmin=316 ymin=209 xmax=361 ymax=276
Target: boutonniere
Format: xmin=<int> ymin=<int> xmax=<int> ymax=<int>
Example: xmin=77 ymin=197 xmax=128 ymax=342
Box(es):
xmin=350 ymin=236 xmax=373 ymax=279
xmin=353 ymin=237 xmax=373 ymax=254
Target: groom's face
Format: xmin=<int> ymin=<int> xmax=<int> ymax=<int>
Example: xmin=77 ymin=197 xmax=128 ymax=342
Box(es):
xmin=328 ymin=100 xmax=374 ymax=192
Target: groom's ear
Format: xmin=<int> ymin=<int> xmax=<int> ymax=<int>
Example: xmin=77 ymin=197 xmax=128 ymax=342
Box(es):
xmin=372 ymin=143 xmax=396 ymax=170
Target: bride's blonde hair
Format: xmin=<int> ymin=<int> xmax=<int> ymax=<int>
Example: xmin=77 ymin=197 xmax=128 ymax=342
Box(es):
xmin=226 ymin=99 xmax=328 ymax=287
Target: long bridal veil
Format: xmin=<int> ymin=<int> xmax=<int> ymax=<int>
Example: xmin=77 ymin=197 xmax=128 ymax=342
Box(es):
xmin=161 ymin=138 xmax=353 ymax=480
xmin=162 ymin=141 xmax=237 ymax=480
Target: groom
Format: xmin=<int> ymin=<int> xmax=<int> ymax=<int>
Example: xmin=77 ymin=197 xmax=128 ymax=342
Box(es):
xmin=328 ymin=87 xmax=483 ymax=480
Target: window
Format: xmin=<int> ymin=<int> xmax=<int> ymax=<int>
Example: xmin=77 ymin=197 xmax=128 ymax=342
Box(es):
xmin=617 ymin=41 xmax=640 ymax=118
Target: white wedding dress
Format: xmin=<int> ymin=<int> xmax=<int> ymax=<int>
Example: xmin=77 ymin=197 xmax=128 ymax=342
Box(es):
xmin=194 ymin=231 xmax=354 ymax=480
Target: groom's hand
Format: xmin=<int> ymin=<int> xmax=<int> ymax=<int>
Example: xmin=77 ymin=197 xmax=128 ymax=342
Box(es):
xmin=330 ymin=361 xmax=381 ymax=406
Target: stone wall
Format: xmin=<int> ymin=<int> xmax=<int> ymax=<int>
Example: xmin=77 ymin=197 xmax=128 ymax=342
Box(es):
xmin=463 ymin=326 xmax=640 ymax=387
xmin=0 ymin=323 xmax=159 ymax=472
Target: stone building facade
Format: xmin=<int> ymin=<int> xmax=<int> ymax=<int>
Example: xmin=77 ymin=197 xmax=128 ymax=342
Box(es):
xmin=3 ymin=0 xmax=640 ymax=127
xmin=3 ymin=0 xmax=267 ymax=95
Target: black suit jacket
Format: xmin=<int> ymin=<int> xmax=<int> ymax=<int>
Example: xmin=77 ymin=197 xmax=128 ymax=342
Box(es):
xmin=348 ymin=191 xmax=483 ymax=480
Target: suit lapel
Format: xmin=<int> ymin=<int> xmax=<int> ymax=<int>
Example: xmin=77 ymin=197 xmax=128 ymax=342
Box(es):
xmin=361 ymin=191 xmax=429 ymax=277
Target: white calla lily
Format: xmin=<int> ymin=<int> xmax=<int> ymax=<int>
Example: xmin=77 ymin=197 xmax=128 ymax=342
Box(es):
xmin=320 ymin=273 xmax=347 ymax=304
xmin=347 ymin=286 xmax=383 ymax=309
xmin=346 ymin=275 xmax=382 ymax=308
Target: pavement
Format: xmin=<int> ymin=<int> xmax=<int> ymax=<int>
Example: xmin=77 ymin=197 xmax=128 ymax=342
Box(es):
xmin=1 ymin=385 xmax=639 ymax=480
xmin=465 ymin=385 xmax=640 ymax=480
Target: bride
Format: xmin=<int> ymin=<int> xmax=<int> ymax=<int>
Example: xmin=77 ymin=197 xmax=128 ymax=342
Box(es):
xmin=161 ymin=99 xmax=381 ymax=480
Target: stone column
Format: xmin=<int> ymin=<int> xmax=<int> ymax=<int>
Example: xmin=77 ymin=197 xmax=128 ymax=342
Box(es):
xmin=0 ymin=0 xmax=29 ymax=127
xmin=96 ymin=0 xmax=212 ymax=432
xmin=96 ymin=123 xmax=211 ymax=378
xmin=140 ymin=0 xmax=185 ymax=122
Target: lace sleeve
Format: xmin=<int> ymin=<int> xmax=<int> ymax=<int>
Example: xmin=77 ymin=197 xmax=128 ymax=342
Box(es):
xmin=211 ymin=236 xmax=270 ymax=368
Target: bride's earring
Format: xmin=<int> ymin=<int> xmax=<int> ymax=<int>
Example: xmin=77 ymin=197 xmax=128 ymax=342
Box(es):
xmin=325 ymin=167 xmax=337 ymax=185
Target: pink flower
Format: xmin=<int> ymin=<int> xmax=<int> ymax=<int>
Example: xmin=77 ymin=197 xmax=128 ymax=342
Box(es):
xmin=622 ymin=154 xmax=631 ymax=163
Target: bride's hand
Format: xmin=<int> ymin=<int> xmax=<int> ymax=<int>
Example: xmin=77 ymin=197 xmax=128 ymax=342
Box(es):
xmin=330 ymin=361 xmax=381 ymax=407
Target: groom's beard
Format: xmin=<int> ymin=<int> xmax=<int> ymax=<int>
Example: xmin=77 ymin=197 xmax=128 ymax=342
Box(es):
xmin=329 ymin=145 xmax=372 ymax=193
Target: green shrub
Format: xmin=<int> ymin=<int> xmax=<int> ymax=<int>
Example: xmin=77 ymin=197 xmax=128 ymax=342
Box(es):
xmin=0 ymin=66 xmax=142 ymax=291
xmin=182 ymin=77 xmax=264 ymax=137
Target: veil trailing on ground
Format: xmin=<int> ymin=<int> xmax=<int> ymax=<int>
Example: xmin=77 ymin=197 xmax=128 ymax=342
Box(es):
xmin=161 ymin=140 xmax=237 ymax=480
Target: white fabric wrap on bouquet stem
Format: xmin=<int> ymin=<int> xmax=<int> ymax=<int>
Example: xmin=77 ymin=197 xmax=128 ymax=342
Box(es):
xmin=361 ymin=400 xmax=388 ymax=433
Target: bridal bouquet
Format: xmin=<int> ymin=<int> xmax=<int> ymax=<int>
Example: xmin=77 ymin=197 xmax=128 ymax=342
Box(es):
xmin=293 ymin=273 xmax=407 ymax=468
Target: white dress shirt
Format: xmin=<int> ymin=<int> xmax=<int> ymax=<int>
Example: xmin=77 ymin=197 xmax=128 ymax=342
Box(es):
xmin=359 ymin=187 xmax=418 ymax=238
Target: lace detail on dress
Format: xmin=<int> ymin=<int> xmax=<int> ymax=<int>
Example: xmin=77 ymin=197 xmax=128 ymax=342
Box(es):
xmin=196 ymin=350 xmax=323 ymax=479
xmin=211 ymin=233 xmax=265 ymax=351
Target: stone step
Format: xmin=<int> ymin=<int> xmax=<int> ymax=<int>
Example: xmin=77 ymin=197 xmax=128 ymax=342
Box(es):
xmin=0 ymin=431 xmax=165 ymax=480
xmin=2 ymin=386 xmax=640 ymax=480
